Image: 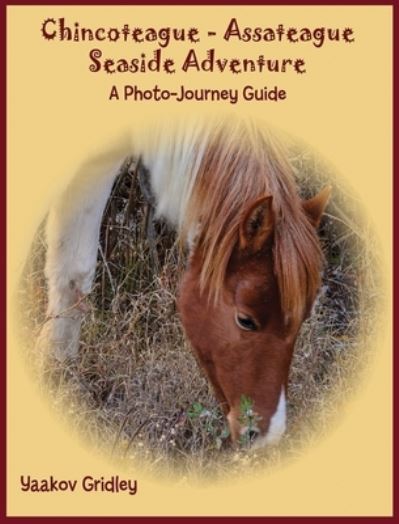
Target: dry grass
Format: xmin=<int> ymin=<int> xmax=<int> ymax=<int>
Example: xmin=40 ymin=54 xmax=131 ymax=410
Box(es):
xmin=18 ymin=144 xmax=382 ymax=481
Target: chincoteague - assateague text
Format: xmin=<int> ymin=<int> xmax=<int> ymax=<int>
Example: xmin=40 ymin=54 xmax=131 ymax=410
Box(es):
xmin=40 ymin=17 xmax=355 ymax=102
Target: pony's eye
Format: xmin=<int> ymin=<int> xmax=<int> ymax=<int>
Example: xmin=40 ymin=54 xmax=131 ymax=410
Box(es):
xmin=235 ymin=313 xmax=258 ymax=331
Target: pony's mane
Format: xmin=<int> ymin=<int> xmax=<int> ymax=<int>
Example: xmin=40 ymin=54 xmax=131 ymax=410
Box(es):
xmin=178 ymin=118 xmax=323 ymax=325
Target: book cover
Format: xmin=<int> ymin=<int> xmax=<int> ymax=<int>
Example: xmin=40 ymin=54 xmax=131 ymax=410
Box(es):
xmin=6 ymin=3 xmax=393 ymax=517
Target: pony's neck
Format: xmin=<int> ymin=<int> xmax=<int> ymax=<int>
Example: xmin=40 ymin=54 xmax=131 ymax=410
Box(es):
xmin=137 ymin=122 xmax=208 ymax=232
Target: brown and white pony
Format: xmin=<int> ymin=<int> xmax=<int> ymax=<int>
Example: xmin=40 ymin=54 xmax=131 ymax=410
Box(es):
xmin=38 ymin=118 xmax=330 ymax=448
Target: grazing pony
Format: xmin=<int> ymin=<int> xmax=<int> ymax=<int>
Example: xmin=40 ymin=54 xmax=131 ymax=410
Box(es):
xmin=38 ymin=118 xmax=330 ymax=448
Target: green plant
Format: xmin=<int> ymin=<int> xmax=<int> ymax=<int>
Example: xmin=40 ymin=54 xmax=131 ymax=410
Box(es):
xmin=238 ymin=395 xmax=262 ymax=448
xmin=187 ymin=402 xmax=230 ymax=450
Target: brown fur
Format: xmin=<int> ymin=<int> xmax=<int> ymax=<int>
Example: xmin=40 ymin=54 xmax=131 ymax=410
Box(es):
xmin=178 ymin=122 xmax=331 ymax=442
xmin=182 ymin=121 xmax=325 ymax=325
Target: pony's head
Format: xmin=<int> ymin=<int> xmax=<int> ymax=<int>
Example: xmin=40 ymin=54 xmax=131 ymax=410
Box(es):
xmin=178 ymin=186 xmax=331 ymax=447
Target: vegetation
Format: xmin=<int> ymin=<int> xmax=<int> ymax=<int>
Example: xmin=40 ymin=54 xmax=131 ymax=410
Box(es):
xmin=18 ymin=144 xmax=381 ymax=480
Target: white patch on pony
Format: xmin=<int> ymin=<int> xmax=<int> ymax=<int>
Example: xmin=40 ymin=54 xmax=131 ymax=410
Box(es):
xmin=138 ymin=120 xmax=209 ymax=229
xmin=40 ymin=153 xmax=127 ymax=360
xmin=187 ymin=222 xmax=201 ymax=252
xmin=252 ymin=387 xmax=286 ymax=449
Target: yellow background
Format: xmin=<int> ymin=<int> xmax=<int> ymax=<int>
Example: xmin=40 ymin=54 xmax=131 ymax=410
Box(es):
xmin=7 ymin=6 xmax=392 ymax=516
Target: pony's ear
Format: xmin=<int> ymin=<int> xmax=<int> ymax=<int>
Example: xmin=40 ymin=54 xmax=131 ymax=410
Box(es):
xmin=302 ymin=186 xmax=332 ymax=227
xmin=239 ymin=195 xmax=274 ymax=252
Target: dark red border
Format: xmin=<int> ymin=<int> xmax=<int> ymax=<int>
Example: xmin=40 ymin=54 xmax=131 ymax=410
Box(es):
xmin=0 ymin=1 xmax=395 ymax=4
xmin=3 ymin=1 xmax=395 ymax=521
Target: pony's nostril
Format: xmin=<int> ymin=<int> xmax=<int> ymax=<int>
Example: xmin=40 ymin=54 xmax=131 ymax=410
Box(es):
xmin=248 ymin=430 xmax=258 ymax=441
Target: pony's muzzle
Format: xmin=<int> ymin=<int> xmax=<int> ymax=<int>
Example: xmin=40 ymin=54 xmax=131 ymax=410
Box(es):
xmin=227 ymin=410 xmax=261 ymax=446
